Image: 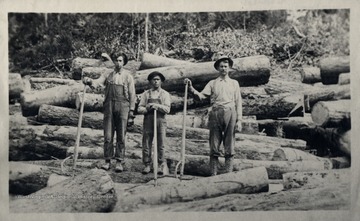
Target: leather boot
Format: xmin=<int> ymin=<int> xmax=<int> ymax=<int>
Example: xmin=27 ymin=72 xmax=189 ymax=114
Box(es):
xmin=209 ymin=156 xmax=218 ymax=176
xmin=225 ymin=156 xmax=234 ymax=173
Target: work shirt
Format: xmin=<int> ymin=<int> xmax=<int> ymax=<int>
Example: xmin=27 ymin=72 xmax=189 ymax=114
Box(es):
xmin=200 ymin=75 xmax=242 ymax=120
xmin=92 ymin=69 xmax=136 ymax=111
xmin=137 ymin=88 xmax=171 ymax=115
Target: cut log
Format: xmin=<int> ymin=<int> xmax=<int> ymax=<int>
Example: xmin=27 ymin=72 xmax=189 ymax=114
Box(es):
xmin=75 ymin=92 xmax=105 ymax=112
xmin=300 ymin=67 xmax=321 ymax=84
xmin=20 ymin=83 xmax=85 ymax=116
xmin=264 ymin=78 xmax=318 ymax=95
xmin=113 ymin=166 xmax=269 ymax=212
xmin=80 ymin=66 xmax=113 ymax=79
xmin=311 ymin=100 xmax=351 ymax=128
xmin=167 ymin=154 xmax=332 ymax=179
xmin=300 ymin=126 xmax=351 ymax=157
xmin=330 ymin=157 xmax=351 ymax=169
xmin=272 ymin=147 xmax=323 ymax=161
xmin=338 ymin=73 xmax=350 ymax=85
xmin=10 ymin=169 xmax=117 ymax=213
xmin=243 ymin=94 xmax=304 ymax=119
xmin=304 ymin=84 xmax=350 ymax=112
xmin=320 ymin=56 xmax=350 ymax=84
xmin=139 ymin=52 xmax=190 ymax=70
xmin=9 ymin=73 xmax=25 ymax=99
xmin=9 ymin=162 xmax=52 ymax=195
xmin=29 ymin=77 xmax=76 ymax=90
xmin=283 ymin=168 xmax=350 ymax=189
xmin=134 ymin=55 xmax=271 ymax=92
xmin=71 ymin=57 xmax=114 ymax=78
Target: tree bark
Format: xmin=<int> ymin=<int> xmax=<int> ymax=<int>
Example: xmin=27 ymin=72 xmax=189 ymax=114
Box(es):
xmin=9 ymin=162 xmax=52 ymax=195
xmin=264 ymin=78 xmax=318 ymax=95
xmin=10 ymin=169 xmax=117 ymax=213
xmin=113 ymin=166 xmax=269 ymax=212
xmin=134 ymin=55 xmax=271 ymax=93
xmin=272 ymin=147 xmax=325 ymax=161
xmin=167 ymin=154 xmax=332 ymax=179
xmin=9 ymin=73 xmax=25 ymax=99
xmin=71 ymin=57 xmax=114 ymax=78
xmin=20 ymin=82 xmax=85 ymax=116
xmin=139 ymin=52 xmax=190 ymax=70
xmin=282 ymin=168 xmax=350 ymax=189
xmin=300 ymin=67 xmax=321 ymax=84
xmin=338 ymin=73 xmax=350 ymax=85
xmin=320 ymin=56 xmax=350 ymax=84
xmin=311 ymin=100 xmax=350 ymax=128
xmin=304 ymin=84 xmax=350 ymax=112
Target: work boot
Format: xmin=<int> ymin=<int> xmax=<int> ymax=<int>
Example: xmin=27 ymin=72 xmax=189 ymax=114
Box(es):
xmin=158 ymin=162 xmax=169 ymax=175
xmin=209 ymin=156 xmax=219 ymax=176
xmin=142 ymin=165 xmax=151 ymax=174
xmin=101 ymin=161 xmax=111 ymax=171
xmin=225 ymin=157 xmax=234 ymax=173
xmin=114 ymin=161 xmax=124 ymax=172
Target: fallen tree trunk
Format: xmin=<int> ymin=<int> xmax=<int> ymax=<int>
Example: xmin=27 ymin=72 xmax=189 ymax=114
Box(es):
xmin=113 ymin=166 xmax=269 ymax=212
xmin=320 ymin=56 xmax=350 ymax=84
xmin=264 ymin=78 xmax=318 ymax=95
xmin=283 ymin=168 xmax=350 ymax=190
xmin=20 ymin=83 xmax=84 ymax=116
xmin=134 ymin=55 xmax=271 ymax=92
xmin=9 ymin=73 xmax=26 ymax=99
xmin=257 ymin=115 xmax=315 ymax=139
xmin=300 ymin=67 xmax=321 ymax=84
xmin=167 ymin=154 xmax=332 ymax=179
xmin=139 ymin=52 xmax=190 ymax=70
xmin=29 ymin=77 xmax=76 ymax=90
xmin=71 ymin=57 xmax=114 ymax=78
xmin=10 ymin=169 xmax=117 ymax=213
xmin=311 ymin=100 xmax=351 ymax=128
xmin=304 ymin=84 xmax=350 ymax=112
xmin=9 ymin=162 xmax=53 ymax=195
xmin=272 ymin=147 xmax=323 ymax=161
xmin=80 ymin=66 xmax=113 ymax=79
xmin=338 ymin=73 xmax=350 ymax=85
xmin=243 ymin=94 xmax=304 ymax=119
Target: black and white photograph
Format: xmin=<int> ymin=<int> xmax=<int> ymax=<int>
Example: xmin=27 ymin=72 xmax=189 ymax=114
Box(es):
xmin=1 ymin=0 xmax=360 ymax=220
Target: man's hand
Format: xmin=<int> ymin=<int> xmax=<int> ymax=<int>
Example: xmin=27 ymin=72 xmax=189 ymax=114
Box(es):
xmin=82 ymin=77 xmax=93 ymax=86
xmin=184 ymin=78 xmax=192 ymax=87
xmin=127 ymin=110 xmax=135 ymax=127
xmin=235 ymin=121 xmax=242 ymax=133
xmin=146 ymin=103 xmax=159 ymax=111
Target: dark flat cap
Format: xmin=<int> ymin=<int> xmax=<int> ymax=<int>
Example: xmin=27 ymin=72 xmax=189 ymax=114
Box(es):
xmin=147 ymin=71 xmax=165 ymax=81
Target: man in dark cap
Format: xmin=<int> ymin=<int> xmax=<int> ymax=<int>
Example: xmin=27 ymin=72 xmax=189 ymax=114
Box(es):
xmin=83 ymin=52 xmax=136 ymax=172
xmin=184 ymin=56 xmax=243 ymax=176
xmin=137 ymin=71 xmax=171 ymax=175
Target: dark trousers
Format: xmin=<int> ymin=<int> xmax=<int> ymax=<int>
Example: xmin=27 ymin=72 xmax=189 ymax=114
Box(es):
xmin=103 ymin=100 xmax=130 ymax=162
xmin=208 ymin=106 xmax=237 ymax=158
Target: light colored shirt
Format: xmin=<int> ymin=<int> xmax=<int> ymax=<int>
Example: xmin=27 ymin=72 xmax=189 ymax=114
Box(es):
xmin=137 ymin=88 xmax=171 ymax=114
xmin=196 ymin=75 xmax=242 ymax=120
xmin=92 ymin=69 xmax=136 ymax=111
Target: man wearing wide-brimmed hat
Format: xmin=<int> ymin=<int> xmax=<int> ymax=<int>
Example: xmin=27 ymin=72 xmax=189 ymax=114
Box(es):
xmin=184 ymin=56 xmax=243 ymax=176
xmin=137 ymin=71 xmax=171 ymax=175
xmin=83 ymin=52 xmax=136 ymax=172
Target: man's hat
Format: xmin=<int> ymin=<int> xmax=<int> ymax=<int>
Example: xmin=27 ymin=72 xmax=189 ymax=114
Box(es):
xmin=147 ymin=71 xmax=165 ymax=82
xmin=214 ymin=56 xmax=233 ymax=70
xmin=110 ymin=52 xmax=128 ymax=66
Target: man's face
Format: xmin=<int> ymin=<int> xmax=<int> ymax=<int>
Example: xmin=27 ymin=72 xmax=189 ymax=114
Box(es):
xmin=114 ymin=56 xmax=125 ymax=69
xmin=150 ymin=76 xmax=162 ymax=89
xmin=218 ymin=61 xmax=229 ymax=75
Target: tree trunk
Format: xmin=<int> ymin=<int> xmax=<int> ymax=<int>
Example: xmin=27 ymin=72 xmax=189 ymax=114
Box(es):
xmin=79 ymin=66 xmax=113 ymax=80
xmin=113 ymin=166 xmax=269 ymax=212
xmin=9 ymin=73 xmax=26 ymax=99
xmin=320 ymin=56 xmax=350 ymax=84
xmin=243 ymin=94 xmax=304 ymax=119
xmin=9 ymin=162 xmax=52 ymax=195
xmin=134 ymin=55 xmax=271 ymax=92
xmin=304 ymin=84 xmax=350 ymax=112
xmin=71 ymin=57 xmax=114 ymax=78
xmin=29 ymin=77 xmax=76 ymax=90
xmin=311 ymin=100 xmax=350 ymax=128
xmin=272 ymin=147 xmax=324 ymax=161
xmin=20 ymin=83 xmax=85 ymax=116
xmin=10 ymin=169 xmax=117 ymax=213
xmin=338 ymin=73 xmax=350 ymax=85
xmin=282 ymin=169 xmax=350 ymax=189
xmin=167 ymin=154 xmax=332 ymax=179
xmin=300 ymin=67 xmax=321 ymax=84
xmin=139 ymin=52 xmax=190 ymax=70
xmin=263 ymin=78 xmax=318 ymax=95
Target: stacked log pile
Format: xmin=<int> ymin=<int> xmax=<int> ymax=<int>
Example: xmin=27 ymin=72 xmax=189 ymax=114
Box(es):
xmin=8 ymin=53 xmax=351 ymax=212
